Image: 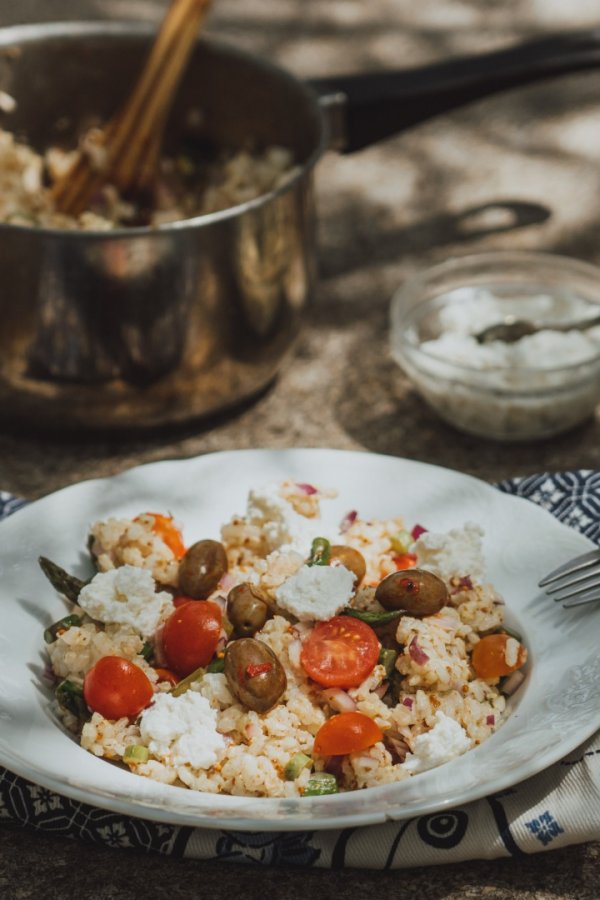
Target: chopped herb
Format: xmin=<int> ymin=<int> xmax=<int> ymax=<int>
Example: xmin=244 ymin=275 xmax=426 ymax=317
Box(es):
xmin=43 ymin=614 xmax=82 ymax=644
xmin=342 ymin=608 xmax=401 ymax=627
xmin=55 ymin=680 xmax=89 ymax=720
xmin=377 ymin=647 xmax=398 ymax=677
xmin=139 ymin=641 xmax=154 ymax=662
xmin=207 ymin=657 xmax=225 ymax=674
xmin=307 ymin=537 xmax=331 ymax=566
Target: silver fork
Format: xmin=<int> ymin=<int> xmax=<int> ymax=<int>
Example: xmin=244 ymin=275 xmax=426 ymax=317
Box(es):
xmin=539 ymin=547 xmax=600 ymax=608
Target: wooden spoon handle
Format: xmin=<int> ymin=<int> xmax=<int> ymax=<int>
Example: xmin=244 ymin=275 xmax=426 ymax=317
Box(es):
xmin=50 ymin=0 xmax=212 ymax=216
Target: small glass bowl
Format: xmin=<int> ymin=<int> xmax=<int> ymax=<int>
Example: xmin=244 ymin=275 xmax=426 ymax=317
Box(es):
xmin=390 ymin=251 xmax=600 ymax=441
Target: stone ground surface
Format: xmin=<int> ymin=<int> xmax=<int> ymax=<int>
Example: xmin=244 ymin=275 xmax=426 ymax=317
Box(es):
xmin=0 ymin=1 xmax=599 ymax=897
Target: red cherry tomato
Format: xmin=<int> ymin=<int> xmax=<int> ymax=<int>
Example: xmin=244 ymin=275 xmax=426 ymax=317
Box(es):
xmin=137 ymin=512 xmax=186 ymax=559
xmin=393 ymin=552 xmax=417 ymax=570
xmin=83 ymin=656 xmax=154 ymax=719
xmin=314 ymin=712 xmax=383 ymax=756
xmin=300 ymin=616 xmax=379 ymax=688
xmin=153 ymin=667 xmax=179 ymax=687
xmin=162 ymin=600 xmax=222 ymax=676
xmin=172 ymin=595 xmax=195 ymax=609
xmin=471 ymin=633 xmax=527 ymax=679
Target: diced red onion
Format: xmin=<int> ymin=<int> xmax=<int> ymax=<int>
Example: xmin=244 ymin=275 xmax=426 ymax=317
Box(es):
xmin=211 ymin=593 xmax=228 ymax=613
xmin=386 ymin=736 xmax=410 ymax=764
xmin=340 ymin=510 xmax=358 ymax=533
xmin=501 ymin=669 xmax=526 ymax=696
xmin=217 ymin=573 xmax=237 ymax=593
xmin=324 ymin=755 xmax=344 ymax=776
xmin=216 ymin=630 xmax=228 ymax=652
xmin=411 ymin=524 xmax=427 ymax=541
xmin=486 ymin=714 xmax=495 ymax=726
xmin=458 ymin=575 xmax=473 ymax=590
xmin=296 ymin=482 xmax=317 ymax=495
xmin=321 ymin=688 xmax=357 ymax=713
xmin=402 ymin=696 xmax=414 ymax=709
xmin=409 ymin=638 xmax=430 ymax=665
xmin=154 ymin=626 xmax=167 ymax=666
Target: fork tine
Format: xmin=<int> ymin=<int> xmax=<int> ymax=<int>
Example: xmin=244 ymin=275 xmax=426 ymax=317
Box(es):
xmin=551 ymin=573 xmax=600 ymax=601
xmin=562 ymin=589 xmax=600 ymax=609
xmin=545 ymin=566 xmax=600 ymax=596
xmin=538 ymin=548 xmax=600 ymax=587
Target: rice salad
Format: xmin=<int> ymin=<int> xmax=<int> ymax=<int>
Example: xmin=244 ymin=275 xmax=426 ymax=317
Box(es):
xmin=0 ymin=125 xmax=294 ymax=229
xmin=41 ymin=480 xmax=527 ymax=799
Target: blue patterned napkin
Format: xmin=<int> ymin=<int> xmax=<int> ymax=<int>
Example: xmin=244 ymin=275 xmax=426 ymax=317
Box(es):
xmin=1 ymin=472 xmax=599 ymax=868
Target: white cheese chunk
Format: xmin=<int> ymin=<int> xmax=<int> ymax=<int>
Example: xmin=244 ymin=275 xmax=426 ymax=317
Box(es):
xmin=139 ymin=691 xmax=225 ymax=770
xmin=274 ymin=563 xmax=355 ymax=621
xmin=415 ymin=522 xmax=486 ymax=583
xmin=246 ymin=483 xmax=337 ymax=555
xmin=78 ymin=565 xmax=174 ymax=638
xmin=402 ymin=711 xmax=472 ymax=774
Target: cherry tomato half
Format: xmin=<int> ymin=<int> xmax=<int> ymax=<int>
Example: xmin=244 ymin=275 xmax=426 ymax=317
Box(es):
xmin=83 ymin=656 xmax=154 ymax=720
xmin=153 ymin=667 xmax=179 ymax=687
xmin=300 ymin=616 xmax=379 ymax=688
xmin=314 ymin=712 xmax=383 ymax=756
xmin=172 ymin=594 xmax=195 ymax=609
xmin=137 ymin=512 xmax=186 ymax=559
xmin=162 ymin=600 xmax=222 ymax=676
xmin=471 ymin=633 xmax=527 ymax=679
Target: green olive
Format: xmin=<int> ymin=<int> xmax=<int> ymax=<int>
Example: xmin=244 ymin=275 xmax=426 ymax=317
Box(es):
xmin=224 ymin=638 xmax=287 ymax=713
xmin=375 ymin=568 xmax=448 ymax=617
xmin=329 ymin=545 xmax=367 ymax=587
xmin=227 ymin=583 xmax=270 ymax=637
xmin=178 ymin=539 xmax=228 ymax=599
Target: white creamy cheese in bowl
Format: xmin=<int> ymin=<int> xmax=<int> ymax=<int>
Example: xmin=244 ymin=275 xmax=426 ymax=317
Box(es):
xmin=390 ymin=251 xmax=600 ymax=441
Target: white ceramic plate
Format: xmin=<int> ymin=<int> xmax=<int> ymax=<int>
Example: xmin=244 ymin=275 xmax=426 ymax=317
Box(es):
xmin=0 ymin=449 xmax=598 ymax=832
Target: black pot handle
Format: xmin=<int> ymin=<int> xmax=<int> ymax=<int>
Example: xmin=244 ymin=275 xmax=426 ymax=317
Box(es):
xmin=309 ymin=30 xmax=600 ymax=153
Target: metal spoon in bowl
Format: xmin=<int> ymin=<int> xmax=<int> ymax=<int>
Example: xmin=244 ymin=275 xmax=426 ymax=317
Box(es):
xmin=475 ymin=311 xmax=600 ymax=344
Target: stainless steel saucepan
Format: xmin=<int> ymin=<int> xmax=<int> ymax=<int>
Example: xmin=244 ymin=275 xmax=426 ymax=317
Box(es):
xmin=1 ymin=22 xmax=599 ymax=431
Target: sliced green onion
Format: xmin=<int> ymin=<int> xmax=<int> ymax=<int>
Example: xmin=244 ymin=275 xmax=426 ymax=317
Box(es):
xmin=207 ymin=657 xmax=225 ymax=674
xmin=55 ymin=680 xmax=89 ymax=720
xmin=43 ymin=614 xmax=82 ymax=644
xmin=124 ymin=744 xmax=150 ymax=764
xmin=284 ymin=752 xmax=313 ymax=781
xmin=170 ymin=666 xmax=206 ymax=697
xmin=342 ymin=608 xmax=401 ymax=627
xmin=378 ymin=647 xmax=398 ymax=678
xmin=308 ymin=537 xmax=331 ymax=566
xmin=390 ymin=530 xmax=413 ymax=554
xmin=304 ymin=772 xmax=339 ymax=796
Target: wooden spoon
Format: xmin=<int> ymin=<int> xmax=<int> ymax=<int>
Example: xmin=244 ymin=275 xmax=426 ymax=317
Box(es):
xmin=50 ymin=0 xmax=212 ymax=217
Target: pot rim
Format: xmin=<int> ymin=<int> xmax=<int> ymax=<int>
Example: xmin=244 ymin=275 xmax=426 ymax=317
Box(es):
xmin=0 ymin=20 xmax=329 ymax=240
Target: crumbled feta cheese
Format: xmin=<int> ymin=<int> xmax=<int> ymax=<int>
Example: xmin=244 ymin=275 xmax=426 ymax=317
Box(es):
xmin=139 ymin=691 xmax=225 ymax=770
xmin=78 ymin=565 xmax=174 ymax=638
xmin=246 ymin=483 xmax=337 ymax=555
xmin=504 ymin=636 xmax=520 ymax=668
xmin=402 ymin=711 xmax=472 ymax=774
xmin=274 ymin=564 xmax=355 ymax=621
xmin=415 ymin=522 xmax=486 ymax=583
